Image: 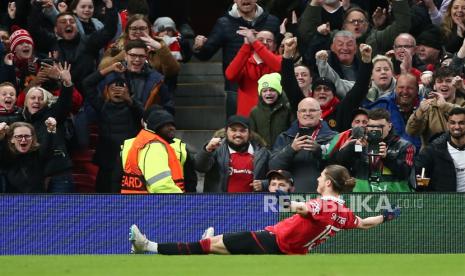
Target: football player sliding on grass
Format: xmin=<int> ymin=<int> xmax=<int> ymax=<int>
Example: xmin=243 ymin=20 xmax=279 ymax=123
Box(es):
xmin=129 ymin=165 xmax=400 ymax=255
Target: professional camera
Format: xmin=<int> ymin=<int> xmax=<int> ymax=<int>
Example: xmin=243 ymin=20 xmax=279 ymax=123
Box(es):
xmin=366 ymin=129 xmax=382 ymax=155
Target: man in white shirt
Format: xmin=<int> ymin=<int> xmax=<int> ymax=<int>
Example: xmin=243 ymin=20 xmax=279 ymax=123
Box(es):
xmin=415 ymin=107 xmax=465 ymax=191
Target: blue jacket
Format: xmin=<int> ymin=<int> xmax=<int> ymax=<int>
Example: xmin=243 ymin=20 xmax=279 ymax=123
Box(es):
xmin=367 ymin=92 xmax=422 ymax=151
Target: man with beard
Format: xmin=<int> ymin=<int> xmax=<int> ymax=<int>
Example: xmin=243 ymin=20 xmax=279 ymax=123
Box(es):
xmin=406 ymin=67 xmax=465 ymax=149
xmin=194 ymin=115 xmax=270 ymax=192
xmin=119 ymin=108 xmax=197 ymax=193
xmin=415 ymin=107 xmax=465 ymax=192
xmin=367 ymin=73 xmax=422 ymax=151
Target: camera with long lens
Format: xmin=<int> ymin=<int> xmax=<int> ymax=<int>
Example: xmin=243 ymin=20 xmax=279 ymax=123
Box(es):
xmin=366 ymin=129 xmax=382 ymax=155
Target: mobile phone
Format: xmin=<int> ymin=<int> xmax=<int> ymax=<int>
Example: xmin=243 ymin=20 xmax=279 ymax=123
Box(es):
xmin=40 ymin=58 xmax=54 ymax=66
xmin=298 ymin=128 xmax=313 ymax=137
xmin=427 ymin=93 xmax=437 ymax=99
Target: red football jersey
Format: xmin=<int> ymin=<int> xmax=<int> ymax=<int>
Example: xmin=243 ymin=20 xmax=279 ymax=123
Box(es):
xmin=265 ymin=196 xmax=359 ymax=254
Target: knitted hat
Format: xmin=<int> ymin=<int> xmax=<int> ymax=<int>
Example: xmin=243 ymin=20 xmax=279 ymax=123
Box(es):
xmin=10 ymin=28 xmax=34 ymax=53
xmin=311 ymin=77 xmax=336 ymax=95
xmin=258 ymin=73 xmax=282 ymax=95
xmin=146 ymin=109 xmax=175 ymax=131
xmin=226 ymin=115 xmax=250 ymax=129
xmin=416 ymin=26 xmax=443 ymax=51
xmin=152 ymin=17 xmax=177 ymax=33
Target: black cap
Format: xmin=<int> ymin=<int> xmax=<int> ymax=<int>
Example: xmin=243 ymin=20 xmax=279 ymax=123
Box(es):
xmin=226 ymin=115 xmax=250 ymax=129
xmin=311 ymin=77 xmax=336 ymax=95
xmin=417 ymin=26 xmax=443 ymax=51
xmin=146 ymin=109 xmax=175 ymax=131
xmin=351 ymin=108 xmax=368 ymax=120
xmin=267 ymin=170 xmax=294 ymax=184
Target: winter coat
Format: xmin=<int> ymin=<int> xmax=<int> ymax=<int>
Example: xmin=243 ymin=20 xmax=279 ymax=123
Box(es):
xmin=249 ymin=95 xmax=293 ymax=148
xmin=270 ymin=120 xmax=337 ymax=192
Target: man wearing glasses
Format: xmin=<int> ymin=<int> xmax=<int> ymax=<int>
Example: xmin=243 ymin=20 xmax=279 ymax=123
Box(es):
xmin=390 ymin=33 xmax=423 ymax=78
xmin=270 ymin=97 xmax=337 ymax=192
xmin=98 ymin=40 xmax=173 ymax=113
xmin=335 ymin=108 xmax=415 ymax=192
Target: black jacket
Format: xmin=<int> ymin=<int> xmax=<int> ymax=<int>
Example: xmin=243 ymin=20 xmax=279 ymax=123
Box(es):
xmin=22 ymin=85 xmax=73 ymax=175
xmin=82 ymin=71 xmax=143 ymax=170
xmin=0 ymin=132 xmax=55 ymax=193
xmin=415 ymin=133 xmax=459 ymax=192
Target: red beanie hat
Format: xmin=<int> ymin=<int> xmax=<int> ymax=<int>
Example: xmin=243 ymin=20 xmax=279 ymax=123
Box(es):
xmin=9 ymin=28 xmax=34 ymax=53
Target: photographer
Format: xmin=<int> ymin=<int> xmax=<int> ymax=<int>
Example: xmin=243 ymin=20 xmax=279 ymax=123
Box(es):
xmin=335 ymin=108 xmax=415 ymax=192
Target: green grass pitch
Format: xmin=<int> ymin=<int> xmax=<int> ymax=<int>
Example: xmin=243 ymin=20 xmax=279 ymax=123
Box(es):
xmin=1 ymin=254 xmax=464 ymax=276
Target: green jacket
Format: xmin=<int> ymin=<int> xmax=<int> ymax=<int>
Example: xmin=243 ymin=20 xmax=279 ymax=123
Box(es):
xmin=249 ymin=95 xmax=293 ymax=148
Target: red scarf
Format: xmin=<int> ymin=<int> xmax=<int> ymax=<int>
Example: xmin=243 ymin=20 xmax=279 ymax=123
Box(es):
xmin=320 ymin=97 xmax=340 ymax=119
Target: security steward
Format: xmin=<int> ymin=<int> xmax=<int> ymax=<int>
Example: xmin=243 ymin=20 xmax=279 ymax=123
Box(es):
xmin=119 ymin=109 xmax=185 ymax=193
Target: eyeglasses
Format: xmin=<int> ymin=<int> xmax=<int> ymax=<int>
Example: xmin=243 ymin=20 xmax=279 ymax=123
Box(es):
xmin=345 ymin=19 xmax=367 ymax=25
xmin=127 ymin=53 xmax=148 ymax=60
xmin=13 ymin=134 xmax=33 ymax=141
xmin=298 ymin=109 xmax=321 ymax=114
xmin=394 ymin=45 xmax=415 ymax=49
xmin=128 ymin=26 xmax=148 ymax=32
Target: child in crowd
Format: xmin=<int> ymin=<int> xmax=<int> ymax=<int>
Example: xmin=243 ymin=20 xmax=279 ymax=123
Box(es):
xmin=0 ymin=82 xmax=22 ymax=124
xmin=152 ymin=17 xmax=183 ymax=61
xmin=266 ymin=169 xmax=294 ymax=193
xmin=249 ymin=73 xmax=292 ymax=148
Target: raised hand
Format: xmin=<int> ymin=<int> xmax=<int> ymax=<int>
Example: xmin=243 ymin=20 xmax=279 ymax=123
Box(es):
xmin=205 ymin=137 xmax=222 ymax=152
xmin=400 ymin=49 xmax=413 ymax=74
xmin=315 ymin=50 xmax=329 ymax=62
xmin=283 ymin=37 xmax=297 ymax=58
xmin=236 ymin=27 xmax=257 ymax=44
xmin=7 ymin=1 xmax=16 ymax=19
xmin=193 ymin=35 xmax=208 ymax=50
xmin=45 ymin=117 xmax=57 ymax=133
xmin=57 ymin=62 xmax=72 ymax=87
xmin=57 ymin=1 xmax=68 ymax=13
xmin=0 ymin=122 xmax=9 ymax=139
xmin=316 ymin=22 xmax=330 ymax=36
xmin=372 ymin=7 xmax=387 ymax=29
xmin=359 ymin=43 xmax=372 ymax=63
xmin=140 ymin=32 xmax=162 ymax=51
xmin=3 ymin=53 xmax=13 ymax=66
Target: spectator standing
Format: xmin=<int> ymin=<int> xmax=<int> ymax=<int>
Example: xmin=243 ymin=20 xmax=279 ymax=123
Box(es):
xmin=193 ymin=0 xmax=279 ymax=118
xmin=225 ymin=28 xmax=282 ymax=116
xmin=194 ymin=115 xmax=270 ymax=193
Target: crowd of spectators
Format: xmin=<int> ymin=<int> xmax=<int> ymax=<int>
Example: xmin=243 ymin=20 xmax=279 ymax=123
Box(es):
xmin=1 ymin=0 xmax=465 ymax=193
